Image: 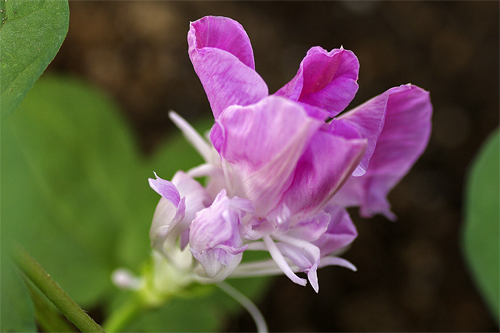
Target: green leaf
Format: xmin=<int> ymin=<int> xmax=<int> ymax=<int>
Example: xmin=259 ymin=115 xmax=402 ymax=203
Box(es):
xmin=2 ymin=74 xmax=213 ymax=308
xmin=463 ymin=128 xmax=499 ymax=324
xmin=0 ymin=0 xmax=69 ymax=118
xmin=2 ymin=75 xmax=142 ymax=306
xmin=0 ymin=255 xmax=37 ymax=332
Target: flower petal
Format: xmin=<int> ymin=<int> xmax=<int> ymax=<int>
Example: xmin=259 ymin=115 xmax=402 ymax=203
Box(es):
xmin=274 ymin=234 xmax=322 ymax=292
xmin=148 ymin=173 xmax=187 ymax=252
xmin=313 ymin=205 xmax=357 ymax=256
xmin=280 ymin=130 xmax=367 ymax=217
xmin=275 ymin=47 xmax=359 ymax=118
xmin=188 ymin=16 xmax=268 ymax=119
xmin=210 ymin=96 xmax=323 ymax=216
xmin=286 ymin=211 xmax=331 ymax=242
xmin=149 ymin=172 xmax=181 ymax=207
xmin=190 ymin=16 xmax=255 ymax=69
xmin=189 ymin=190 xmax=253 ymax=277
xmin=331 ymin=86 xmax=393 ymax=176
xmin=171 ymin=171 xmax=212 ymax=249
xmin=333 ymin=85 xmax=433 ymax=219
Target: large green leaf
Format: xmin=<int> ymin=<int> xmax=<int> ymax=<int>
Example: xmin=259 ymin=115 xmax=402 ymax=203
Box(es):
xmin=0 ymin=255 xmax=37 ymax=332
xmin=0 ymin=0 xmax=69 ymax=118
xmin=463 ymin=128 xmax=499 ymax=323
xmin=1 ymin=111 xmax=40 ymax=333
xmin=2 ymin=75 xmax=142 ymax=306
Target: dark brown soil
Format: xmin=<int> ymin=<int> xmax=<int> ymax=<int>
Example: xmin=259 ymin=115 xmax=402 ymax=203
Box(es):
xmin=48 ymin=1 xmax=499 ymax=331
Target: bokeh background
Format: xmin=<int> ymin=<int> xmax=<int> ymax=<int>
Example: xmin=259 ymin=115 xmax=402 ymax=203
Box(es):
xmin=46 ymin=1 xmax=498 ymax=331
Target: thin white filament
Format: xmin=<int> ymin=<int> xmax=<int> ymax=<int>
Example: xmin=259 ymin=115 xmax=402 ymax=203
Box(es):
xmin=262 ymin=235 xmax=306 ymax=286
xmin=217 ymin=282 xmax=268 ymax=333
xmin=169 ymin=111 xmax=213 ymax=163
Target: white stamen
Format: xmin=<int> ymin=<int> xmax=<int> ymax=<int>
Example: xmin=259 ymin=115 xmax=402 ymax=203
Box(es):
xmin=262 ymin=235 xmax=306 ymax=286
xmin=169 ymin=111 xmax=213 ymax=162
xmin=319 ymin=256 xmax=357 ymax=271
xmin=217 ymin=282 xmax=268 ymax=333
xmin=187 ymin=163 xmax=219 ymax=178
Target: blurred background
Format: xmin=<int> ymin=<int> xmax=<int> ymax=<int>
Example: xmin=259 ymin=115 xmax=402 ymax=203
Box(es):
xmin=46 ymin=1 xmax=498 ymax=331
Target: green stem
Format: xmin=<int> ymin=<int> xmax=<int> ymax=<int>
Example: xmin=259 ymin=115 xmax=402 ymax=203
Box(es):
xmin=102 ymin=294 xmax=145 ymax=333
xmin=12 ymin=243 xmax=106 ymax=333
xmin=25 ymin=280 xmax=77 ymax=332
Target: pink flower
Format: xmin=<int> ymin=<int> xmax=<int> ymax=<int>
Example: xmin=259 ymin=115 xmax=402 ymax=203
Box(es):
xmin=189 ymin=15 xmax=432 ymax=220
xmin=149 ymin=16 xmax=432 ymax=292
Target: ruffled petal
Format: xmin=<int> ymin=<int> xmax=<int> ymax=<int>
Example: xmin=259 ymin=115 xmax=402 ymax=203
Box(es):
xmin=210 ymin=96 xmax=323 ymax=216
xmin=286 ymin=211 xmax=330 ymax=242
xmin=331 ymin=86 xmax=392 ymax=176
xmin=189 ymin=190 xmax=254 ymax=277
xmin=188 ymin=16 xmax=268 ymax=119
xmin=149 ymin=172 xmax=181 ymax=207
xmin=280 ymin=129 xmax=367 ymax=217
xmin=189 ymin=16 xmax=255 ymax=69
xmin=171 ymin=171 xmax=212 ymax=249
xmin=333 ymin=85 xmax=433 ymax=219
xmin=313 ymin=205 xmax=357 ymax=256
xmin=275 ymin=47 xmax=359 ymax=118
xmin=148 ymin=173 xmax=187 ymax=251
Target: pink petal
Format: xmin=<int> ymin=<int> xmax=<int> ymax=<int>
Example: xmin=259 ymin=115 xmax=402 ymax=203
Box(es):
xmin=149 ymin=172 xmax=181 ymax=207
xmin=333 ymin=85 xmax=433 ymax=220
xmin=189 ymin=190 xmax=253 ymax=277
xmin=148 ymin=173 xmax=187 ymax=250
xmin=189 ymin=16 xmax=255 ymax=69
xmin=275 ymin=47 xmax=359 ymax=118
xmin=210 ymin=96 xmax=323 ymax=216
xmin=280 ymin=130 xmax=367 ymax=217
xmin=171 ymin=171 xmax=212 ymax=249
xmin=332 ymin=86 xmax=394 ymax=176
xmin=313 ymin=205 xmax=358 ymax=256
xmin=188 ymin=16 xmax=268 ymax=119
xmin=286 ymin=211 xmax=331 ymax=242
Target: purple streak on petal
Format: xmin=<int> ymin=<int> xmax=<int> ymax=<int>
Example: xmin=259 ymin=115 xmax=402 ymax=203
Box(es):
xmin=188 ymin=16 xmax=268 ymax=119
xmin=211 ymin=96 xmax=323 ymax=216
xmin=280 ymin=130 xmax=367 ymax=217
xmin=313 ymin=205 xmax=357 ymax=256
xmin=332 ymin=87 xmax=391 ymax=176
xmin=275 ymin=47 xmax=359 ymax=117
xmin=149 ymin=172 xmax=181 ymax=207
xmin=333 ymin=85 xmax=433 ymax=220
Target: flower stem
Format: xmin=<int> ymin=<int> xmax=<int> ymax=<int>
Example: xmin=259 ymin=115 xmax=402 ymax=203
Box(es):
xmin=11 ymin=243 xmax=106 ymax=333
xmin=217 ymin=282 xmax=268 ymax=333
xmin=102 ymin=294 xmax=145 ymax=333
